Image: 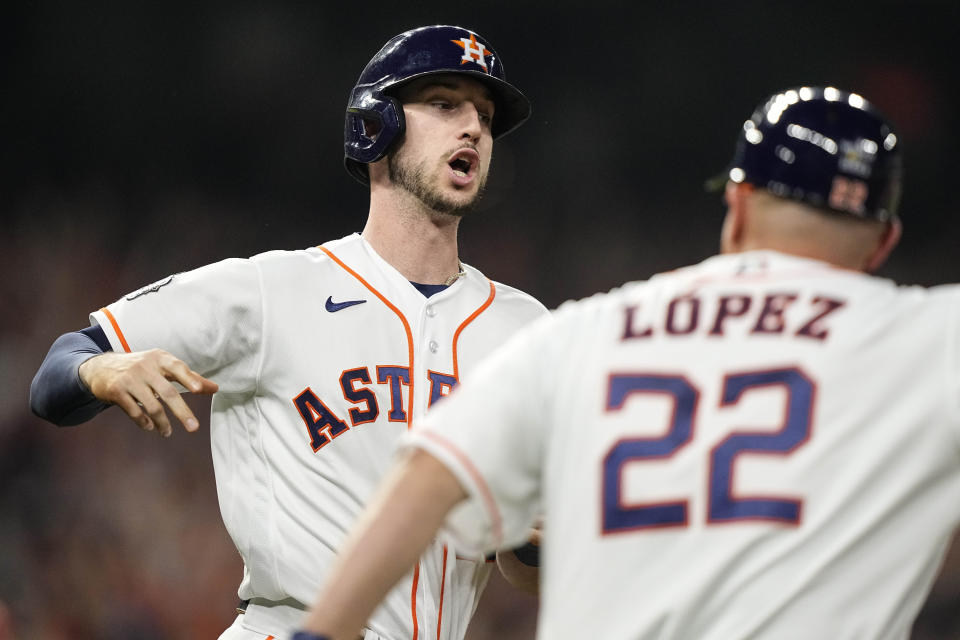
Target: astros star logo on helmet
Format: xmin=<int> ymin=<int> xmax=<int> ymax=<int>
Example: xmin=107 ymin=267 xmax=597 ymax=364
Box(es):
xmin=452 ymin=33 xmax=492 ymax=72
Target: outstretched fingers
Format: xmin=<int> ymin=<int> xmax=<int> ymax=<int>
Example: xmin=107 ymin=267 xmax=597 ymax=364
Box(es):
xmin=160 ymin=356 xmax=219 ymax=397
xmin=155 ymin=356 xmax=219 ymax=434
xmin=110 ymin=375 xmax=179 ymax=437
xmin=113 ymin=389 xmax=158 ymax=433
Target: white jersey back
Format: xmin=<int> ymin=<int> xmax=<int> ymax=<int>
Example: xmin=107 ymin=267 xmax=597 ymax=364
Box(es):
xmin=411 ymin=250 xmax=960 ymax=640
xmin=90 ymin=233 xmax=547 ymax=640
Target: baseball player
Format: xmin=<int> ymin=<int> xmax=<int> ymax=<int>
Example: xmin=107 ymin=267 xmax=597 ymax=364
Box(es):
xmin=292 ymin=87 xmax=960 ymax=640
xmin=30 ymin=25 xmax=546 ymax=640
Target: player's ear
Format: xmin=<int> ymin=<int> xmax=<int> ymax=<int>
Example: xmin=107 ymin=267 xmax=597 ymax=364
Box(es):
xmin=863 ymin=216 xmax=902 ymax=273
xmin=720 ymin=181 xmax=749 ymax=254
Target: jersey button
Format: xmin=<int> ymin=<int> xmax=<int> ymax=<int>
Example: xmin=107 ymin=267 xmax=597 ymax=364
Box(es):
xmin=426 ymin=306 xmax=437 ymax=317
xmin=428 ymin=340 xmax=439 ymax=353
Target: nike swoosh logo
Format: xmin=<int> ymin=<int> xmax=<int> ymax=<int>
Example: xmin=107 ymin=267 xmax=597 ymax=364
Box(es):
xmin=325 ymin=296 xmax=367 ymax=312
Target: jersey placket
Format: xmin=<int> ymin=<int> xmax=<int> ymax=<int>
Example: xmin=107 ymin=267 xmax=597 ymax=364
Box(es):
xmin=417 ymin=298 xmax=449 ymax=417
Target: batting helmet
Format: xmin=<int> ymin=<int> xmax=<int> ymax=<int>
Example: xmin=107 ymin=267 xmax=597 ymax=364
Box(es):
xmin=709 ymin=87 xmax=902 ymax=221
xmin=343 ymin=25 xmax=531 ymax=184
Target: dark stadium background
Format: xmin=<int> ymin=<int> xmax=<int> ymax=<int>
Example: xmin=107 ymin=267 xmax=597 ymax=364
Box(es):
xmin=2 ymin=2 xmax=958 ymax=638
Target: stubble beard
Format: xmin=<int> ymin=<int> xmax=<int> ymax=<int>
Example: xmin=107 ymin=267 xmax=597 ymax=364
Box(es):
xmin=387 ymin=149 xmax=487 ymax=217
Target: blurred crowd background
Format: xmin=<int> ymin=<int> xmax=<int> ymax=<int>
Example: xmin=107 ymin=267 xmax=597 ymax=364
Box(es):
xmin=3 ymin=1 xmax=959 ymax=638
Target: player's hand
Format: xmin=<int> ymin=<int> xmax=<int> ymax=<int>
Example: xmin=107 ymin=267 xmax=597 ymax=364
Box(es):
xmin=78 ymin=349 xmax=218 ymax=437
xmin=527 ymin=524 xmax=542 ymax=548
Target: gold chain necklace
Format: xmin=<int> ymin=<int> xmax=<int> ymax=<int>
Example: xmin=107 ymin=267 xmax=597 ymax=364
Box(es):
xmin=442 ymin=262 xmax=466 ymax=286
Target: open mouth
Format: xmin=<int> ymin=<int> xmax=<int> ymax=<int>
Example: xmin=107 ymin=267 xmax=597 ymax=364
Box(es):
xmin=447 ymin=148 xmax=479 ymax=179
xmin=449 ymin=158 xmax=472 ymax=175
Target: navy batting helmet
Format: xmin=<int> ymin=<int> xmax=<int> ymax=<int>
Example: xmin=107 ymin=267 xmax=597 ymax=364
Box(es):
xmin=343 ymin=25 xmax=531 ymax=184
xmin=710 ymin=87 xmax=902 ymax=221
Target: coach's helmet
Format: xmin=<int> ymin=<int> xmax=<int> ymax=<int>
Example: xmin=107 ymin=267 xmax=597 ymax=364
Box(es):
xmin=343 ymin=25 xmax=531 ymax=184
xmin=709 ymin=87 xmax=902 ymax=221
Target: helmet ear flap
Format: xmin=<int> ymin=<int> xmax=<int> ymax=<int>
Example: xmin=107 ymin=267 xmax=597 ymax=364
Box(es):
xmin=343 ymin=95 xmax=405 ymax=184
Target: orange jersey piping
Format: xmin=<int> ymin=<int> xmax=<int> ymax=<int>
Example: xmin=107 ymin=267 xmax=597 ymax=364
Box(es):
xmin=100 ymin=307 xmax=132 ymax=353
xmin=411 ymin=563 xmax=420 ymax=640
xmin=451 ymin=280 xmax=496 ymax=379
xmin=437 ymin=545 xmax=449 ymax=640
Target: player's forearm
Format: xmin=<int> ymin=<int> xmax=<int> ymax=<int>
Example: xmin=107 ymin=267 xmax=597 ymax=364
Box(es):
xmin=300 ymin=448 xmax=467 ymax=639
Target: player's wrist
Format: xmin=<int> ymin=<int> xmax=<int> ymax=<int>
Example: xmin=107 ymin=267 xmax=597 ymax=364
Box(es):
xmin=77 ymin=354 xmax=103 ymax=393
xmin=512 ymin=540 xmax=540 ymax=567
xmin=290 ymin=632 xmax=332 ymax=640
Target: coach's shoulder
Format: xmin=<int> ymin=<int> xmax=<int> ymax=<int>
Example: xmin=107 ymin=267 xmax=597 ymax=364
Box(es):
xmin=919 ymin=283 xmax=960 ymax=321
xmin=553 ymin=279 xmax=648 ymax=317
xmin=927 ymin=282 xmax=960 ymax=299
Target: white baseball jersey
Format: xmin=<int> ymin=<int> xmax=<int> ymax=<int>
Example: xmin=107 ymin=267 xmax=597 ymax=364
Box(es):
xmin=90 ymin=232 xmax=547 ymax=640
xmin=410 ymin=250 xmax=960 ymax=640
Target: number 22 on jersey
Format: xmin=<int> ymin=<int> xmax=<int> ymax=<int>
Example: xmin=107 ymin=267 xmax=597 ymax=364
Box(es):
xmin=601 ymin=367 xmax=815 ymax=534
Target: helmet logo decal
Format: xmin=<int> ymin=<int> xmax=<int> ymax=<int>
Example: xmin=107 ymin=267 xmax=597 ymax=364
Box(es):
xmin=828 ymin=176 xmax=869 ymax=216
xmin=838 ymin=138 xmax=878 ymax=179
xmin=451 ymin=33 xmax=492 ymax=72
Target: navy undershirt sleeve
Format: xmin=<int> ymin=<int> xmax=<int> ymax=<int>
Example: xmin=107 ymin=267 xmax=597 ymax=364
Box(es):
xmin=30 ymin=325 xmax=113 ymax=426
